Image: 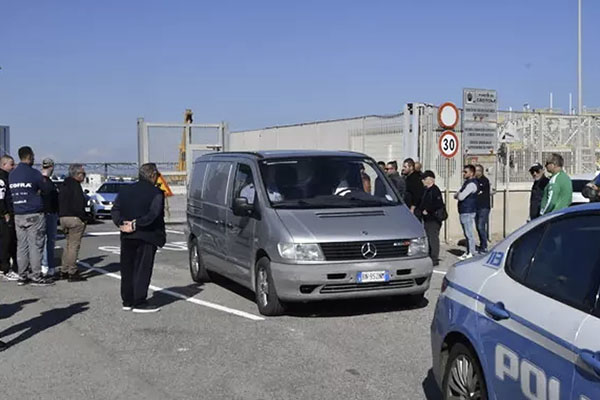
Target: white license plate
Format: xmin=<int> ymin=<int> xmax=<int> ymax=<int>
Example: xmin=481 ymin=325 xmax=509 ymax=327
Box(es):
xmin=357 ymin=271 xmax=390 ymax=283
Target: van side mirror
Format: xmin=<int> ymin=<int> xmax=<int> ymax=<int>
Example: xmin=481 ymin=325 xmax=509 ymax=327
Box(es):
xmin=233 ymin=197 xmax=254 ymax=217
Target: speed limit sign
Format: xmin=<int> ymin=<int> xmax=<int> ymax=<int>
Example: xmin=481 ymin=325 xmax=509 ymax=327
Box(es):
xmin=439 ymin=131 xmax=459 ymax=158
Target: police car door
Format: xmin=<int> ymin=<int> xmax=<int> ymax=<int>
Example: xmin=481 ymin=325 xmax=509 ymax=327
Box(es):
xmin=570 ymin=231 xmax=600 ymax=400
xmin=476 ymin=213 xmax=599 ymax=399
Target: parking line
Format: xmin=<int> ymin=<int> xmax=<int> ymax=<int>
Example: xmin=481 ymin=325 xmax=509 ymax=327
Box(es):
xmin=85 ymin=232 xmax=121 ymax=237
xmin=166 ymin=229 xmax=185 ymax=235
xmin=77 ymin=261 xmax=265 ymax=321
xmin=433 ymin=270 xmax=447 ymax=275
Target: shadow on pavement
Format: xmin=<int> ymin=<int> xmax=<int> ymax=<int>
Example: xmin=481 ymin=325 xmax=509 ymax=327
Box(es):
xmin=0 ymin=302 xmax=89 ymax=348
xmin=208 ymin=272 xmax=256 ymax=303
xmin=78 ymin=257 xmax=121 ymax=280
xmin=148 ymin=284 xmax=204 ymax=308
xmin=447 ymin=248 xmax=464 ymax=257
xmin=285 ymin=295 xmax=430 ymax=318
xmin=0 ymin=299 xmax=39 ymax=320
xmin=422 ymin=369 xmax=442 ymax=400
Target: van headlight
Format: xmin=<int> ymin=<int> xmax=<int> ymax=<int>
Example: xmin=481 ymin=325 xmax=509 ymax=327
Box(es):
xmin=278 ymin=243 xmax=325 ymax=261
xmin=408 ymin=237 xmax=428 ymax=257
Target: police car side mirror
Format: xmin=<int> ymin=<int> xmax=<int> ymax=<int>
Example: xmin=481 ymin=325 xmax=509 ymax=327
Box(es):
xmin=84 ymin=189 xmax=90 ymax=194
xmin=233 ymin=197 xmax=254 ymax=217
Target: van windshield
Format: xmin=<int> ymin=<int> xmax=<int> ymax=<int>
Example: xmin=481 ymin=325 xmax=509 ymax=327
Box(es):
xmin=258 ymin=157 xmax=401 ymax=209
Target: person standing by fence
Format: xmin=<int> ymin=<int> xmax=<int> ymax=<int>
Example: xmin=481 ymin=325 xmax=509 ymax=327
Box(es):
xmin=417 ymin=170 xmax=445 ymax=266
xmin=0 ymin=155 xmax=18 ymax=281
xmin=540 ymin=153 xmax=572 ymax=216
xmin=9 ymin=146 xmax=53 ymax=286
xmin=41 ymin=158 xmax=59 ymax=278
xmin=475 ymin=164 xmax=491 ymax=254
xmin=58 ymin=164 xmax=89 ymax=282
xmin=528 ymin=163 xmax=549 ymax=220
xmin=454 ymin=165 xmax=478 ymax=260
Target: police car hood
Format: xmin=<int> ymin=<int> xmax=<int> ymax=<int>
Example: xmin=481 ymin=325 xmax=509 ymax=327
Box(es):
xmin=275 ymin=205 xmax=425 ymax=242
xmin=93 ymin=193 xmax=118 ymax=203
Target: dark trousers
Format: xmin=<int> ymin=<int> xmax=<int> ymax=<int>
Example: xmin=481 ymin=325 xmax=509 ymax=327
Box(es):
xmin=0 ymin=218 xmax=18 ymax=274
xmin=424 ymin=220 xmax=441 ymax=264
xmin=120 ymin=239 xmax=157 ymax=307
xmin=475 ymin=208 xmax=490 ymax=251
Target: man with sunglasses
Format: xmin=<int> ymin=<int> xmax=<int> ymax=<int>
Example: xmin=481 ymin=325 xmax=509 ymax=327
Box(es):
xmin=528 ymin=162 xmax=549 ymax=220
xmin=540 ymin=153 xmax=572 ymax=216
xmin=58 ymin=164 xmax=89 ymax=282
xmin=454 ymin=165 xmax=478 ymax=260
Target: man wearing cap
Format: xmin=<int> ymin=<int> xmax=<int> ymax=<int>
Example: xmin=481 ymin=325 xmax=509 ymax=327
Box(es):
xmin=540 ymin=153 xmax=572 ymax=216
xmin=41 ymin=158 xmax=59 ymax=277
xmin=529 ymin=162 xmax=549 ymax=221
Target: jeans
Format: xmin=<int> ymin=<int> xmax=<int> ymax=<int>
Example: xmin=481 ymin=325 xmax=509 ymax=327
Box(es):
xmin=42 ymin=213 xmax=58 ymax=269
xmin=14 ymin=213 xmax=46 ymax=280
xmin=475 ymin=208 xmax=490 ymax=251
xmin=459 ymin=212 xmax=477 ymax=255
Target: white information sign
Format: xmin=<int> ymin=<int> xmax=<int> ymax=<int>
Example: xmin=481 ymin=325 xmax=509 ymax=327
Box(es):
xmin=463 ymin=88 xmax=498 ymax=154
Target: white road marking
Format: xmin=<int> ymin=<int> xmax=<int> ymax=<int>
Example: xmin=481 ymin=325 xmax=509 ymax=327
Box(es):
xmin=77 ymin=261 xmax=265 ymax=321
xmin=85 ymin=232 xmax=121 ymax=237
xmin=166 ymin=229 xmax=185 ymax=235
xmin=433 ymin=270 xmax=447 ymax=275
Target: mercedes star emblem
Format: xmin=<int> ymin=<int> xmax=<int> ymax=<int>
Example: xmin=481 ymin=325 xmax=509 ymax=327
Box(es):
xmin=361 ymin=242 xmax=377 ymax=259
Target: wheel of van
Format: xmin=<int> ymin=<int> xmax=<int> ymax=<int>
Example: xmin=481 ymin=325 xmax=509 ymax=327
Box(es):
xmin=189 ymin=238 xmax=211 ymax=283
xmin=254 ymin=257 xmax=285 ymax=316
xmin=442 ymin=342 xmax=488 ymax=400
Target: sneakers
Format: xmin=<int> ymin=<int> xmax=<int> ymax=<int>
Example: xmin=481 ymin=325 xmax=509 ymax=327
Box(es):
xmin=458 ymin=253 xmax=474 ymax=261
xmin=41 ymin=265 xmax=49 ymax=276
xmin=122 ymin=306 xmax=133 ymax=311
xmin=3 ymin=271 xmax=20 ymax=281
xmin=17 ymin=278 xmax=30 ymax=286
xmin=0 ymin=340 xmax=7 ymax=352
xmin=30 ymin=277 xmax=55 ymax=287
xmin=132 ymin=304 xmax=161 ymax=314
xmin=67 ymin=272 xmax=87 ymax=282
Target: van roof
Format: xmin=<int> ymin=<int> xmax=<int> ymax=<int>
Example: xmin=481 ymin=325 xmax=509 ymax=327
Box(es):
xmin=197 ymin=150 xmax=369 ymax=162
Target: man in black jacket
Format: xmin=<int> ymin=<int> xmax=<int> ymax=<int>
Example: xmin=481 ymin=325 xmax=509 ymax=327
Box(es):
xmin=41 ymin=158 xmax=59 ymax=277
xmin=384 ymin=161 xmax=407 ymax=201
xmin=475 ymin=164 xmax=491 ymax=253
xmin=0 ymin=155 xmax=18 ymax=281
xmin=529 ymin=163 xmax=550 ymax=220
xmin=112 ymin=163 xmax=166 ymax=313
xmin=417 ymin=171 xmax=445 ymax=266
xmin=58 ymin=164 xmax=88 ymax=282
xmin=402 ymin=158 xmax=424 ymax=213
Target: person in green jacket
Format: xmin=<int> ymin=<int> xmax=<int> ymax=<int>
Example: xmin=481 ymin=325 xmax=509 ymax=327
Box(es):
xmin=540 ymin=153 xmax=572 ymax=215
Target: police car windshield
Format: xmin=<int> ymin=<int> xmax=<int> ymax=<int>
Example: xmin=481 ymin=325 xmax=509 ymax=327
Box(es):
xmin=258 ymin=157 xmax=401 ymax=209
xmin=97 ymin=183 xmax=126 ymax=193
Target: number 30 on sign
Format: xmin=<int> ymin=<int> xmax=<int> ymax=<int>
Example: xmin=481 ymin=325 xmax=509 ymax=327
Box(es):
xmin=438 ymin=131 xmax=459 ymax=158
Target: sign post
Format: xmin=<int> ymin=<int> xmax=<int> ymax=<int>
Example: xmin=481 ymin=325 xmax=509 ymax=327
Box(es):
xmin=438 ymin=119 xmax=459 ymax=244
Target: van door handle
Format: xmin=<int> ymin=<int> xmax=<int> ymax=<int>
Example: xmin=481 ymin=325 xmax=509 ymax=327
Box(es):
xmin=580 ymin=350 xmax=600 ymax=376
xmin=485 ymin=302 xmax=510 ymax=321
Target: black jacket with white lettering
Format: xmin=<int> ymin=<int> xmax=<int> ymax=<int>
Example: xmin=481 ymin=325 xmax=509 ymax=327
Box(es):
xmin=0 ymin=169 xmax=13 ymax=217
xmin=8 ymin=163 xmax=48 ymax=215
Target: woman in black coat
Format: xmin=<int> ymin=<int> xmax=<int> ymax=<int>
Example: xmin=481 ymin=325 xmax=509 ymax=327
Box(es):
xmin=417 ymin=170 xmax=445 ymax=266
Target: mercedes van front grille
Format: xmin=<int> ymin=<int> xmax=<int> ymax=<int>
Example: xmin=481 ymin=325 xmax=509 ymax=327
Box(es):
xmin=320 ymin=278 xmax=415 ymax=294
xmin=319 ymin=239 xmax=409 ymax=261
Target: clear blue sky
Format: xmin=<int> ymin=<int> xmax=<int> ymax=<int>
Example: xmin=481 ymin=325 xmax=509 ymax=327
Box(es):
xmin=1 ymin=0 xmax=598 ymax=162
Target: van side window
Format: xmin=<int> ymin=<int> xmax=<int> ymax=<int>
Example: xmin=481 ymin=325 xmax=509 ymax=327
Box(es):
xmin=204 ymin=162 xmax=232 ymax=206
xmin=232 ymin=164 xmax=255 ymax=205
xmin=189 ymin=162 xmax=208 ymax=201
xmin=523 ymin=215 xmax=600 ymax=313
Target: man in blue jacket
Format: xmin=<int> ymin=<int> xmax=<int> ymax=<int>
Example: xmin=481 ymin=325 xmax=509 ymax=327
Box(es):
xmin=454 ymin=165 xmax=478 ymax=260
xmin=8 ymin=146 xmax=53 ymax=286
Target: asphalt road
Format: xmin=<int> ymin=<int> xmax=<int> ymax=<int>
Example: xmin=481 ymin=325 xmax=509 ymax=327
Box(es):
xmin=0 ymin=220 xmax=459 ymax=400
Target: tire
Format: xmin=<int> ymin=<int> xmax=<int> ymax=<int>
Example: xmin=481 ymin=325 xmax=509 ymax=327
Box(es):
xmin=254 ymin=257 xmax=285 ymax=316
xmin=442 ymin=342 xmax=488 ymax=400
xmin=189 ymin=238 xmax=211 ymax=283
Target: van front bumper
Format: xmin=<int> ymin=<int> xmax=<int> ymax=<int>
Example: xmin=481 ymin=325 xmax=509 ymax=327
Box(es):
xmin=269 ymin=257 xmax=433 ymax=301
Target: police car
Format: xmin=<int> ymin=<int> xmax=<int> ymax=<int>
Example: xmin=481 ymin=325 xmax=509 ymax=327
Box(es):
xmin=431 ymin=203 xmax=600 ymax=400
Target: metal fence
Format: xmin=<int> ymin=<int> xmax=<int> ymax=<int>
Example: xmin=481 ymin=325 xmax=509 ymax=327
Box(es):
xmin=349 ymin=105 xmax=600 ymax=190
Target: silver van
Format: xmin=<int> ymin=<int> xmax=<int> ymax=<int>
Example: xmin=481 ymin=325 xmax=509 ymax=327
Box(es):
xmin=186 ymin=151 xmax=433 ymax=316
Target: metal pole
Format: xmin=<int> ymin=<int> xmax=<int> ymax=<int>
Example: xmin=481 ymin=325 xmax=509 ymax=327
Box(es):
xmin=444 ymin=157 xmax=450 ymax=244
xmin=503 ymin=144 xmax=510 ymax=238
xmin=578 ymin=0 xmax=583 ymax=115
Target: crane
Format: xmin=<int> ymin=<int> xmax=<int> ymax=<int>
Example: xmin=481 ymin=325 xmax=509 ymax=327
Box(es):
xmin=177 ymin=109 xmax=193 ymax=172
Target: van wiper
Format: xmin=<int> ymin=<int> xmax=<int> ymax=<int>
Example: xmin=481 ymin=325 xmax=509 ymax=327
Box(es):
xmin=272 ymin=199 xmax=311 ymax=209
xmin=345 ymin=196 xmax=395 ymax=206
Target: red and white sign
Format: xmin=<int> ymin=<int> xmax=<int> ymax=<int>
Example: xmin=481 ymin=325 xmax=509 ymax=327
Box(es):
xmin=438 ymin=102 xmax=459 ymax=129
xmin=439 ymin=130 xmax=459 ymax=158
